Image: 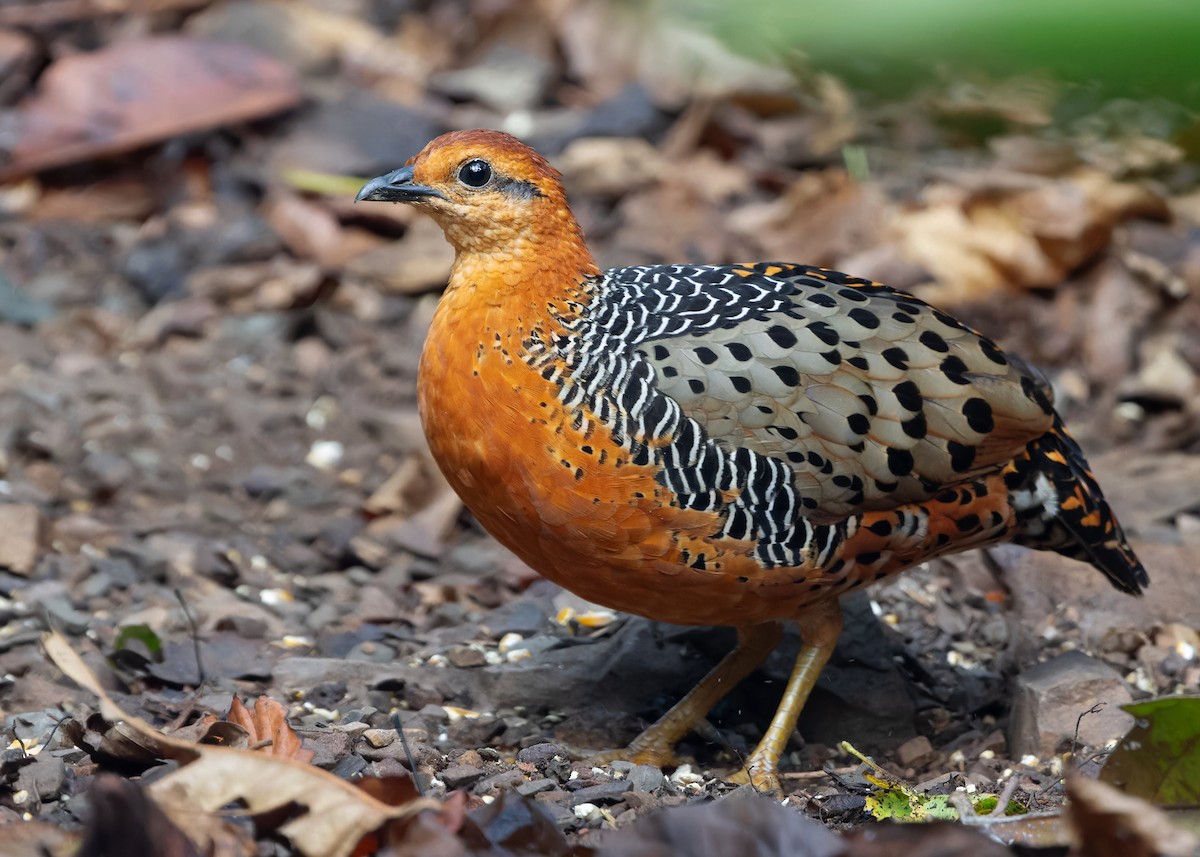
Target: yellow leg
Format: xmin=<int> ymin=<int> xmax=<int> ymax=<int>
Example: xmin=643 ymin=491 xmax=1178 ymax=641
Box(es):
xmin=593 ymin=622 xmax=783 ymax=767
xmin=727 ymin=599 xmax=843 ymax=794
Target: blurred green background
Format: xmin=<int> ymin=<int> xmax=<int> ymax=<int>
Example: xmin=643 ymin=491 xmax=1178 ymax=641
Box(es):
xmin=685 ymin=0 xmax=1199 ymax=105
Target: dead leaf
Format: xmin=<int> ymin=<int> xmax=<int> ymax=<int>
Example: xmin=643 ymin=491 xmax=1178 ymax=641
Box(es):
xmin=226 ymin=695 xmax=314 ymax=763
xmin=0 ymin=36 xmax=300 ymax=180
xmin=728 ymin=169 xmax=889 ymax=268
xmin=1066 ymin=776 xmax=1198 ymax=857
xmin=0 ymin=818 xmax=78 ymax=857
xmin=894 ymin=167 xmax=1168 ymax=304
xmin=42 ymin=632 xmax=441 ymax=857
xmin=77 ymin=773 xmax=218 ymax=857
xmin=344 ymin=216 xmax=454 ymax=294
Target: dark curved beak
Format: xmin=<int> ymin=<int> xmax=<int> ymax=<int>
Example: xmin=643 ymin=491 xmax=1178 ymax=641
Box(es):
xmin=355 ymin=164 xmax=445 ymax=203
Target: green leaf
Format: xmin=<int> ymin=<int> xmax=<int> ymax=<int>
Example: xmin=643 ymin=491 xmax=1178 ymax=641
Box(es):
xmin=113 ymin=624 xmax=163 ymax=662
xmin=1100 ymin=696 xmax=1200 ymax=804
xmin=865 ymin=789 xmax=916 ymax=820
xmin=923 ymin=794 xmax=959 ymax=821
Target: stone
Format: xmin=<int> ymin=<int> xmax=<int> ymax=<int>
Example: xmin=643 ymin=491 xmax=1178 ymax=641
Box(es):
xmin=472 ymin=769 xmax=525 ymax=795
xmin=14 ymin=754 xmax=65 ymax=800
xmin=0 ymin=504 xmax=44 ymax=576
xmin=440 ymin=763 xmax=485 ymax=790
xmin=445 ymin=645 xmax=486 ymax=669
xmin=569 ymin=780 xmax=630 ymax=807
xmin=894 ymin=735 xmax=935 ymax=768
xmin=294 ymin=729 xmax=350 ymax=769
xmin=362 ymin=729 xmax=395 ymax=749
xmin=516 ymin=777 xmax=557 ymax=797
xmin=1009 ymin=650 xmax=1135 ymax=759
xmin=626 ymin=764 xmax=664 ymax=793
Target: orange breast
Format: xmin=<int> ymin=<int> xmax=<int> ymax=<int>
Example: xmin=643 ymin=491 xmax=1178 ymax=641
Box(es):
xmin=417 ymin=288 xmax=828 ymax=626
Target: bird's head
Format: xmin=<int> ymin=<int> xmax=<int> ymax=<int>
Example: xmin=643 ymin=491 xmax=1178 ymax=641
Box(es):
xmin=357 ymin=130 xmax=596 ymax=277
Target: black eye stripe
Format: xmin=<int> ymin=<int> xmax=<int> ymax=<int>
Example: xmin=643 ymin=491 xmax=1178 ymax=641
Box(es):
xmin=459 ymin=159 xmax=492 ymax=188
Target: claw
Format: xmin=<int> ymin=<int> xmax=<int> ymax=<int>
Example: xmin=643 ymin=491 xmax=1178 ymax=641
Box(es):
xmin=726 ymin=759 xmax=782 ymax=796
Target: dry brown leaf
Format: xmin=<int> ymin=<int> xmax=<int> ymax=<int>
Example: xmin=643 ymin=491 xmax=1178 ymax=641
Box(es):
xmin=0 ymin=818 xmax=78 ymax=857
xmin=226 ymin=695 xmax=314 ymax=763
xmin=0 ymin=36 xmax=300 ymax=180
xmin=728 ymin=169 xmax=889 ymax=269
xmin=1066 ymin=776 xmax=1198 ymax=857
xmin=78 ymin=773 xmax=231 ymax=857
xmin=42 ymin=632 xmax=440 ymax=857
xmin=894 ymin=167 xmax=1167 ymax=304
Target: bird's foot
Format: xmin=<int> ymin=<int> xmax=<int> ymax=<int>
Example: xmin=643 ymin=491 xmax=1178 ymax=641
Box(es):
xmin=725 ymin=757 xmax=782 ymax=796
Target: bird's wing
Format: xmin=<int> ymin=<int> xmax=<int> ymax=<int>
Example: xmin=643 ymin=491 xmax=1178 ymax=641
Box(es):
xmin=600 ymin=263 xmax=1054 ymax=522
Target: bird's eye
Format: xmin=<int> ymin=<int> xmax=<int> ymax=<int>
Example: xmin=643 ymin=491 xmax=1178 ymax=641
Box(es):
xmin=459 ymin=159 xmax=493 ymax=188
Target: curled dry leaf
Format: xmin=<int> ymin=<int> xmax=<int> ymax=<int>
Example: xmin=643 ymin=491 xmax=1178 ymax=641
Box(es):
xmin=42 ymin=632 xmax=440 ymax=857
xmin=894 ymin=167 xmax=1167 ymax=305
xmin=226 ymin=695 xmax=315 ymax=763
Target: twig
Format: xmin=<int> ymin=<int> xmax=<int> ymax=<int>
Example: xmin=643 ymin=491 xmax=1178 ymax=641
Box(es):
xmin=392 ymin=712 xmax=424 ymax=797
xmin=173 ymin=587 xmax=206 ymax=688
xmin=1070 ymin=702 xmax=1105 ymax=763
xmin=989 ymin=773 xmax=1022 ymax=817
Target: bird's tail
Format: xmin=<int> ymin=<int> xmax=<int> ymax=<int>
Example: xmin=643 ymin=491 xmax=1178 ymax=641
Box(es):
xmin=1006 ymin=417 xmax=1148 ymax=595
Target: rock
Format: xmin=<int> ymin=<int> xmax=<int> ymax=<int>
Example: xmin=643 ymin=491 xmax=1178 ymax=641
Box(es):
xmin=440 ymin=763 xmax=486 ymax=790
xmin=446 ymin=714 xmax=504 ymax=747
xmin=446 ymin=645 xmax=486 ymax=669
xmin=0 ymin=504 xmax=44 ymax=576
xmin=516 ymin=743 xmax=572 ymax=781
xmin=14 ymin=754 xmax=65 ymax=800
xmin=516 ymin=777 xmax=557 ymax=797
xmin=297 ymin=729 xmax=351 ymax=769
xmin=569 ymin=779 xmax=630 ymax=807
xmin=478 ymin=598 xmax=552 ymax=638
xmin=1009 ymin=650 xmax=1135 ymax=758
xmin=894 ymin=735 xmax=935 ymax=768
xmin=0 ymin=272 xmax=55 ymax=327
xmin=626 ymin=764 xmax=664 ymax=793
xmin=362 ymin=729 xmax=395 ymax=749
xmin=472 ymin=769 xmax=525 ymax=795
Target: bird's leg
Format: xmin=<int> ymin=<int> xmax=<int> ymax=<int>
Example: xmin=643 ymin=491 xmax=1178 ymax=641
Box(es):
xmin=727 ymin=598 xmax=843 ymax=794
xmin=593 ymin=622 xmax=783 ymax=768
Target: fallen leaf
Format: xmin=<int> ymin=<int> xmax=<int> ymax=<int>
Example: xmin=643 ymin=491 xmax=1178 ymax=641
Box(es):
xmin=893 ymin=167 xmax=1167 ymax=304
xmin=1100 ymin=696 xmax=1200 ymax=805
xmin=77 ymin=773 xmax=227 ymax=857
xmin=42 ymin=631 xmax=440 ymax=857
xmin=0 ymin=36 xmax=300 ymax=181
xmin=226 ymin=695 xmax=314 ymax=763
xmin=1066 ymin=776 xmax=1198 ymax=857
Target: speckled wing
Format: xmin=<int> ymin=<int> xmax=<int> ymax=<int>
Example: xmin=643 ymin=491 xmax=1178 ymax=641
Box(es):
xmin=620 ymin=263 xmax=1055 ymax=521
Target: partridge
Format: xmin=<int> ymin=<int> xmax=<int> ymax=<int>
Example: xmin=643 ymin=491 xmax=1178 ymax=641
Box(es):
xmin=357 ymin=130 xmax=1147 ymax=793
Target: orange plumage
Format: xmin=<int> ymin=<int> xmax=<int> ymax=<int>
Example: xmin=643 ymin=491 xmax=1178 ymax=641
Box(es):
xmin=358 ymin=130 xmax=1146 ymax=793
